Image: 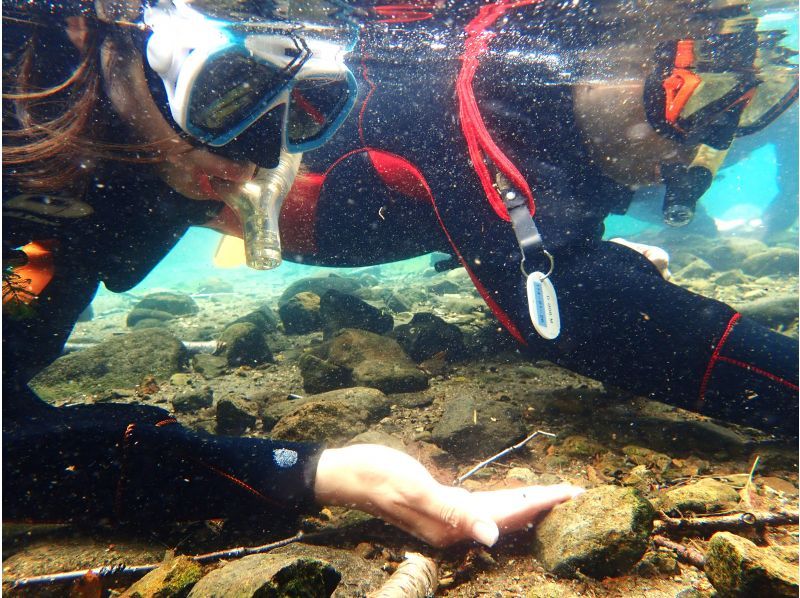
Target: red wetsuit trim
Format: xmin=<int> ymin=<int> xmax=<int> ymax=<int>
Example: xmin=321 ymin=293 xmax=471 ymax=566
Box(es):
xmin=373 ymin=4 xmax=436 ymax=23
xmin=367 ymin=149 xmax=435 ymax=202
xmin=697 ymin=312 xmax=799 ymax=411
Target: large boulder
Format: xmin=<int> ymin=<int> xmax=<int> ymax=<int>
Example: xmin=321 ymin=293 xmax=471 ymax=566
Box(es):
xmin=705 ymin=532 xmax=799 ymax=597
xmin=30 ymin=329 xmax=188 ymax=402
xmin=430 ymin=395 xmax=526 ymax=459
xmin=659 ymin=478 xmax=740 ymax=516
xmin=278 ymin=292 xmax=322 ymax=334
xmin=187 ymin=553 xmax=340 ymax=597
xmin=741 ymin=247 xmax=799 ymax=277
xmin=392 ymin=312 xmax=465 ymax=362
xmin=298 ymin=353 xmax=351 ymax=394
xmin=227 ymin=304 xmax=280 ymax=334
xmin=218 ymin=322 xmax=273 ymax=366
xmin=319 ymin=289 xmax=393 ymax=339
xmin=269 ymin=387 xmax=391 ymax=445
xmin=120 ymin=556 xmax=202 ymax=598
xmin=735 ymin=293 xmax=799 ymax=329
xmin=132 ymin=292 xmax=199 ymax=316
xmin=308 ymin=329 xmax=429 ymax=394
xmin=533 ymin=485 xmax=656 ymax=579
xmin=279 ymin=274 xmax=363 ymax=305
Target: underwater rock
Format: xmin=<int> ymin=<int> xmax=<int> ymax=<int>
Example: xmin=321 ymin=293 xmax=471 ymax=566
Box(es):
xmin=659 ymin=478 xmax=740 ymax=516
xmin=313 ymin=329 xmax=429 ymax=394
xmin=704 ymin=532 xmax=799 ymax=598
xmin=191 ymin=353 xmax=227 ymax=379
xmin=634 ymin=549 xmax=680 ymax=578
xmin=427 ymin=279 xmax=461 ymax=295
xmin=319 ymin=289 xmax=393 ymax=339
xmin=533 ymin=485 xmax=655 ymax=579
xmin=269 ymin=387 xmax=391 ymax=445
xmin=506 ymin=467 xmax=538 ymax=485
xmin=219 ymin=322 xmax=273 ymax=366
xmin=227 ymin=304 xmax=280 ymax=334
xmin=346 ymin=429 xmax=407 ymax=453
xmin=734 ymin=292 xmax=799 ymax=329
xmin=278 ymin=291 xmax=322 ymax=334
xmin=195 ymin=277 xmax=234 ymax=294
xmin=741 ymin=247 xmax=799 ymax=277
xmin=298 ymin=353 xmax=352 ymax=394
xmin=430 ymin=395 xmax=526 ymax=459
xmin=704 ymin=237 xmax=768 ymax=271
xmin=120 ymin=555 xmax=202 ymax=598
xmin=558 ymin=435 xmax=606 ymax=459
xmin=127 ymin=308 xmax=175 ymax=327
xmin=271 ymin=543 xmax=387 ymax=595
xmin=187 ymin=553 xmax=340 ymax=598
xmin=622 ymin=445 xmax=673 ymax=475
xmin=599 ymin=403 xmax=753 ymax=458
xmin=172 ymin=385 xmax=213 ymax=413
xmin=133 ymin=292 xmax=199 ymax=316
xmin=216 ymin=398 xmax=257 ymax=436
xmin=379 ymin=289 xmax=412 ymax=313
xmin=713 ymin=269 xmax=749 ymax=287
xmin=392 ymin=312 xmax=465 ymax=362
xmin=279 ymin=273 xmax=363 ymax=305
xmin=675 ymin=257 xmax=714 ymax=279
xmin=30 ymin=329 xmax=188 ymax=402
xmin=462 ymin=319 xmax=519 ymax=357
xmin=131 ymin=317 xmax=170 ymax=331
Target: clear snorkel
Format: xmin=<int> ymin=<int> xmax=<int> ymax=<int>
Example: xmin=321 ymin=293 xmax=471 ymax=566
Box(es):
xmin=223 ymin=150 xmax=302 ymax=270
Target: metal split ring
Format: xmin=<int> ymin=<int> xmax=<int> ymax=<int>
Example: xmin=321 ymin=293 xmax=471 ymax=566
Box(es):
xmin=521 ymin=250 xmax=555 ymax=279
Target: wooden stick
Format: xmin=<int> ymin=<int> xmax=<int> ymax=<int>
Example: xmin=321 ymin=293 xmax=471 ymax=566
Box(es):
xmin=652 ymin=535 xmax=706 ymax=570
xmin=654 ymin=510 xmax=798 ymax=537
xmin=368 ymin=552 xmax=438 ymax=598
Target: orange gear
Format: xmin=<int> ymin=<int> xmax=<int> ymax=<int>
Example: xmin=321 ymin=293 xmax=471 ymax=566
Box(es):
xmin=3 ymin=240 xmax=57 ymax=306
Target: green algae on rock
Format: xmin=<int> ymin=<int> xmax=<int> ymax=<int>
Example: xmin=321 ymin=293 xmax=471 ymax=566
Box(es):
xmin=533 ymin=485 xmax=656 ymax=579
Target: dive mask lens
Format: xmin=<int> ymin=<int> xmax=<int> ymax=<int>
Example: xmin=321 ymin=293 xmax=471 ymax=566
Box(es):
xmin=187 ymin=49 xmax=289 ymax=145
xmin=286 ymin=72 xmax=355 ymax=149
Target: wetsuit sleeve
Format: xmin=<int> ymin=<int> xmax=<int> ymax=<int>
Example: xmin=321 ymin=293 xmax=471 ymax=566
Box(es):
xmin=3 ymin=400 xmax=324 ymax=525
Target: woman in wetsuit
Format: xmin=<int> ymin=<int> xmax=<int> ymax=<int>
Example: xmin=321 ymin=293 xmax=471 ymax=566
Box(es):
xmin=2 ymin=0 xmax=581 ymax=542
xmin=262 ymin=0 xmax=798 ymax=433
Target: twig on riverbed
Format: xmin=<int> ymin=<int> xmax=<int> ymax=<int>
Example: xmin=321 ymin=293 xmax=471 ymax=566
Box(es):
xmin=654 ymin=509 xmax=799 ymax=537
xmin=7 ymin=530 xmax=315 ymax=590
xmin=652 ymin=535 xmax=706 ymax=570
xmin=455 ymin=430 xmax=556 ymax=485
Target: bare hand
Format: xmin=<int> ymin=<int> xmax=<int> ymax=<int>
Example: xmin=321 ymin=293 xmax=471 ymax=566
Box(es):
xmin=314 ymin=444 xmax=583 ymax=547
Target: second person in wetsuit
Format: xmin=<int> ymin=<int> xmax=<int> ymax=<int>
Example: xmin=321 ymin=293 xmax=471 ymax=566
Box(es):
xmin=257 ymin=0 xmax=799 ymax=433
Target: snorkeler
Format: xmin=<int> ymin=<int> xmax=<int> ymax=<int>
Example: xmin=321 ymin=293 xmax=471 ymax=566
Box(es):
xmin=2 ymin=0 xmax=583 ymax=539
xmin=233 ymin=0 xmax=797 ymax=432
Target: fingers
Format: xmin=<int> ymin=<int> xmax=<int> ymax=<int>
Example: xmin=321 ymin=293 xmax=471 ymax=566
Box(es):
xmin=473 ymin=483 xmax=585 ymax=532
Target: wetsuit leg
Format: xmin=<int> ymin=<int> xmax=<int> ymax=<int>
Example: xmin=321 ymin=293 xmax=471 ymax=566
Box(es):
xmin=522 ymin=241 xmax=798 ymax=434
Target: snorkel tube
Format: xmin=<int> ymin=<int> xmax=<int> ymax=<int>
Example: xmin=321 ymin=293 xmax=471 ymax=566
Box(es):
xmin=223 ymin=150 xmax=302 ymax=270
xmin=660 ymin=142 xmax=729 ymax=227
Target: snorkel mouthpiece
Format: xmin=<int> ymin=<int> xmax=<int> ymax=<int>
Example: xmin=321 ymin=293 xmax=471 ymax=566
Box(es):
xmin=660 ymin=162 xmax=713 ymax=227
xmin=224 ymin=151 xmax=302 ymax=270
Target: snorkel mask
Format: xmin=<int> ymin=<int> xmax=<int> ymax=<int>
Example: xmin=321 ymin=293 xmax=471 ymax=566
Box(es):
xmin=645 ymin=26 xmax=798 ymax=226
xmin=143 ymin=0 xmax=358 ymax=268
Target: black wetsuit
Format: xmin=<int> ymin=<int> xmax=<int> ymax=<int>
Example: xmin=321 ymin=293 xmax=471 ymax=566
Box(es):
xmin=3 ymin=18 xmax=322 ymax=524
xmin=279 ymin=4 xmax=798 ymax=433
xmin=3 ymin=2 xmax=797 ymax=525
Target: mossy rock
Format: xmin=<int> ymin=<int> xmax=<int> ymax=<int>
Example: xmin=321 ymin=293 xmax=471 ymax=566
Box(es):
xmin=121 ymin=555 xmax=202 ymax=598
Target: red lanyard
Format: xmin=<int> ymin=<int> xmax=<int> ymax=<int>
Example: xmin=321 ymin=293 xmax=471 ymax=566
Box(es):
xmin=457 ymin=0 xmax=540 ymax=222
